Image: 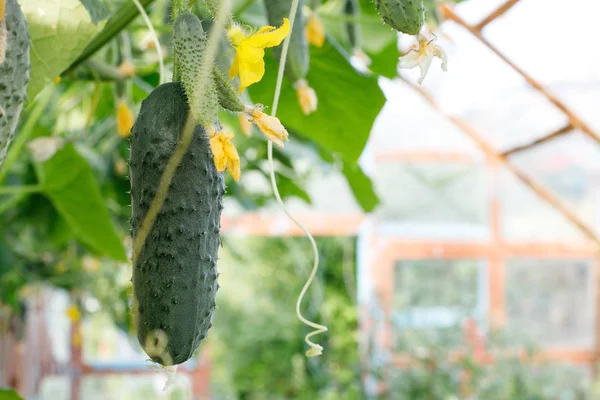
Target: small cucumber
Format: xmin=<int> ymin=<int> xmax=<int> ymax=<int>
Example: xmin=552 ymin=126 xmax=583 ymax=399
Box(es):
xmin=263 ymin=0 xmax=309 ymax=82
xmin=0 ymin=0 xmax=30 ymax=168
xmin=212 ymin=65 xmax=245 ymax=113
xmin=373 ymin=0 xmax=425 ymax=35
xmin=130 ymin=82 xmax=224 ymax=366
xmin=173 ymin=12 xmax=218 ymax=127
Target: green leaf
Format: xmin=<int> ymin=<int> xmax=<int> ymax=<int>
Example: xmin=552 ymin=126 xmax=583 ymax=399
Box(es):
xmin=36 ymin=144 xmax=126 ymax=261
xmin=275 ymin=174 xmax=312 ymax=204
xmin=78 ymin=0 xmax=110 ymax=25
xmin=342 ymin=161 xmax=379 ymax=212
xmin=367 ymin=39 xmax=399 ymax=79
xmin=21 ymin=0 xmax=108 ymax=101
xmin=0 ymin=388 xmax=24 ymax=400
xmin=249 ymin=40 xmax=386 ymax=162
xmin=64 ymin=0 xmax=157 ymax=75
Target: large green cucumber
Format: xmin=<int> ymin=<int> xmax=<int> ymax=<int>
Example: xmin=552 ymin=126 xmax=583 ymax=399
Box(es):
xmin=373 ymin=0 xmax=425 ymax=35
xmin=263 ymin=0 xmax=308 ymax=82
xmin=0 ymin=0 xmax=30 ymax=168
xmin=130 ymin=82 xmax=224 ymax=366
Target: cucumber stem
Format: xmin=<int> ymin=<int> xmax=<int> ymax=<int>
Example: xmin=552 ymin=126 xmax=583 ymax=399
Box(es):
xmin=0 ymin=184 xmax=42 ymax=195
xmin=171 ymin=0 xmax=191 ymax=21
xmin=205 ymin=0 xmax=233 ymax=28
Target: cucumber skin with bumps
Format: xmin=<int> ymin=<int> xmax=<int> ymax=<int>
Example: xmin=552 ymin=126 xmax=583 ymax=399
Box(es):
xmin=130 ymin=82 xmax=224 ymax=366
xmin=263 ymin=0 xmax=309 ymax=82
xmin=0 ymin=0 xmax=30 ymax=168
xmin=374 ymin=0 xmax=425 ymax=35
xmin=173 ymin=12 xmax=219 ymax=127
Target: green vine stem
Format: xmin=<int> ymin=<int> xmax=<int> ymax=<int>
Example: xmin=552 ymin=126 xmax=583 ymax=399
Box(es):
xmin=0 ymin=184 xmax=42 ymax=195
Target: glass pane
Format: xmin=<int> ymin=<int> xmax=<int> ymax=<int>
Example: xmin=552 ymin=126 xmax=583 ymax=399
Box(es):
xmin=499 ymin=166 xmax=588 ymax=242
xmin=555 ymin=84 xmax=600 ymax=134
xmin=485 ymin=0 xmax=600 ymax=84
xmin=375 ymin=162 xmax=489 ymax=239
xmin=418 ymin=22 xmax=525 ymax=113
xmin=506 ymin=258 xmax=595 ymax=348
xmin=453 ymin=0 xmax=510 ymax=26
xmin=392 ymin=259 xmax=485 ymax=351
xmin=394 ymin=260 xmax=481 ymax=310
xmin=507 ymin=131 xmax=600 ymax=238
xmin=371 ymin=81 xmax=481 ymax=154
xmin=460 ymin=85 xmax=568 ymax=152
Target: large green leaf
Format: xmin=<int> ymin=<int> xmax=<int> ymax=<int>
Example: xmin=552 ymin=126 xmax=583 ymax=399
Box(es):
xmin=342 ymin=161 xmax=379 ymax=212
xmin=0 ymin=388 xmax=24 ymax=400
xmin=21 ymin=0 xmax=108 ymax=101
xmin=35 ymin=144 xmax=126 ymax=261
xmin=249 ymin=40 xmax=385 ymax=162
xmin=78 ymin=0 xmax=110 ymax=25
xmin=367 ymin=39 xmax=399 ymax=79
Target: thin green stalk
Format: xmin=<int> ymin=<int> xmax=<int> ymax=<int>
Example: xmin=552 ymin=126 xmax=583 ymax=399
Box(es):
xmin=131 ymin=0 xmax=165 ymax=85
xmin=234 ymin=0 xmax=256 ymax=15
xmin=0 ymin=185 xmax=42 ymax=195
xmin=0 ymin=89 xmax=53 ymax=183
xmin=0 ymin=193 xmax=26 ymax=215
xmin=171 ymin=0 xmax=191 ymax=21
xmin=267 ymin=0 xmax=328 ymax=358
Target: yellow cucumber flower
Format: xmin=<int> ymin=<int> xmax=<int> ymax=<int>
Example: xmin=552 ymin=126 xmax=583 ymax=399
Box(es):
xmin=227 ymin=19 xmax=291 ymax=93
xmin=399 ymin=33 xmax=447 ymax=85
xmin=306 ymin=13 xmax=325 ymax=48
xmin=244 ymin=106 xmax=289 ymax=147
xmin=294 ymin=79 xmax=317 ymax=115
xmin=209 ymin=129 xmax=241 ymax=181
xmin=116 ymin=99 xmax=134 ymax=138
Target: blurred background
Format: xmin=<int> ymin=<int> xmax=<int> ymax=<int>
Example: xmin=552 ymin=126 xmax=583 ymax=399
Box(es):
xmin=2 ymin=0 xmax=600 ymax=398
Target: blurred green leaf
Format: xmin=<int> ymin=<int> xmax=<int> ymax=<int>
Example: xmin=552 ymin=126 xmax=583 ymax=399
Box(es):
xmin=276 ymin=174 xmax=312 ymax=204
xmin=63 ymin=0 xmax=157 ymax=75
xmin=22 ymin=0 xmax=108 ymax=101
xmin=342 ymin=161 xmax=379 ymax=212
xmin=36 ymin=144 xmax=127 ymax=261
xmin=367 ymin=39 xmax=399 ymax=79
xmin=78 ymin=0 xmax=110 ymax=25
xmin=0 ymin=388 xmax=24 ymax=400
xmin=250 ymin=40 xmax=385 ymax=162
